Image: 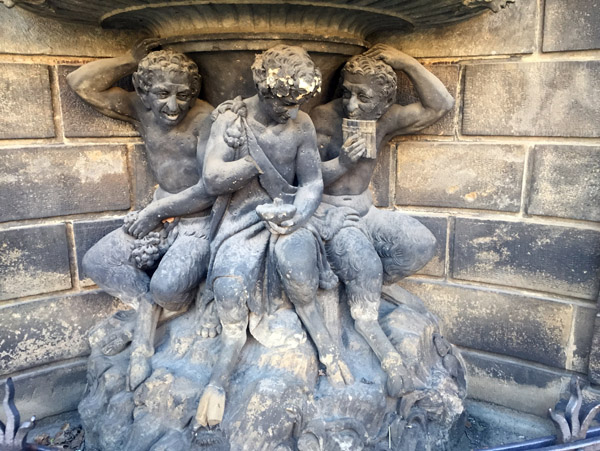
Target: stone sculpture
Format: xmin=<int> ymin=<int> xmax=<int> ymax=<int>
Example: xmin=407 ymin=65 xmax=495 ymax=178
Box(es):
xmin=72 ymin=43 xmax=467 ymax=451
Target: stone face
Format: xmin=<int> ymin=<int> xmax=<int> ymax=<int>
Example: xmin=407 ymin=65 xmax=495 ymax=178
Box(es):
xmin=0 ymin=359 xmax=87 ymax=420
xmin=463 ymin=61 xmax=600 ymax=137
xmin=58 ymin=66 xmax=138 ymax=138
xmin=0 ymin=64 xmax=54 ymax=139
xmin=73 ymin=218 xmax=125 ymax=286
xmin=396 ymin=65 xmax=459 ymax=136
xmin=396 ymin=143 xmax=525 ymax=211
xmin=528 ymin=145 xmax=600 ymax=222
xmin=452 ymin=219 xmax=600 ymax=300
xmin=401 ymin=279 xmax=574 ymax=368
xmin=412 ymin=215 xmax=447 ymax=277
xmin=0 ymin=145 xmax=130 ymax=222
xmin=543 ymin=0 xmax=600 ymax=52
xmin=462 ymin=350 xmax=567 ymax=417
xmin=0 ymin=291 xmax=120 ymax=375
xmin=0 ymin=6 xmax=142 ymax=56
xmin=0 ymin=224 xmax=71 ymax=301
xmin=374 ymin=0 xmax=537 ymax=57
xmin=130 ymin=144 xmax=159 ymax=210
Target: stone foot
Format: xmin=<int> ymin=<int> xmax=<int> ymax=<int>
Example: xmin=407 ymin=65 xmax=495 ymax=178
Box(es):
xmin=382 ymin=353 xmax=414 ymax=398
xmin=323 ymin=354 xmax=355 ymax=388
xmin=194 ymin=384 xmax=226 ymax=428
xmin=199 ymin=301 xmax=222 ymax=338
xmin=89 ymin=310 xmax=136 ymax=356
xmin=127 ymin=345 xmax=153 ymax=391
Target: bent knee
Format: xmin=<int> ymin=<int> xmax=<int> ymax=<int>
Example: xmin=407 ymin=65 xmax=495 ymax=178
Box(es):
xmin=149 ymin=278 xmax=194 ymax=311
xmin=213 ymin=277 xmax=248 ymax=323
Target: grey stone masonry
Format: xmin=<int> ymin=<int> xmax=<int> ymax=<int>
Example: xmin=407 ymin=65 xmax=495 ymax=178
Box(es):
xmin=0 ymin=224 xmax=71 ymax=301
xmin=572 ymin=305 xmax=596 ymax=374
xmin=401 ymin=279 xmax=574 ymax=369
xmin=0 ymin=291 xmax=120 ymax=375
xmin=0 ymin=64 xmax=54 ymax=139
xmin=528 ymin=145 xmax=600 ymax=222
xmin=452 ymin=219 xmax=600 ymax=300
xmin=412 ymin=215 xmax=447 ymax=277
xmin=370 ymin=143 xmax=392 ymax=207
xmin=58 ymin=66 xmax=138 ymax=138
xmin=544 ymin=0 xmax=600 ymax=52
xmin=130 ymin=144 xmax=159 ymax=209
xmin=374 ymin=0 xmax=537 ymax=57
xmin=463 ymin=61 xmax=600 ymax=137
xmin=73 ymin=217 xmax=124 ymax=286
xmin=395 ymin=143 xmax=525 ymax=211
xmin=0 ymin=145 xmax=130 ymax=222
xmin=396 ymin=65 xmax=459 ymax=136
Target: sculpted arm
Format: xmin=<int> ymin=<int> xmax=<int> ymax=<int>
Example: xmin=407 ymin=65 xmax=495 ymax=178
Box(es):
xmin=203 ymin=113 xmax=261 ymax=196
xmin=366 ymin=44 xmax=454 ymax=136
xmin=66 ymin=39 xmax=159 ymax=123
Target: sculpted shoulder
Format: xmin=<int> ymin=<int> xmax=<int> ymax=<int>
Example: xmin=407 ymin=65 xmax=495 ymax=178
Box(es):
xmin=310 ymin=99 xmax=343 ymax=137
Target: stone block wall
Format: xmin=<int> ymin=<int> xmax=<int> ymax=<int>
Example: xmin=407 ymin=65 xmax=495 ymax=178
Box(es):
xmin=0 ymin=0 xmax=598 ymax=420
xmin=376 ymin=0 xmax=600 ymax=416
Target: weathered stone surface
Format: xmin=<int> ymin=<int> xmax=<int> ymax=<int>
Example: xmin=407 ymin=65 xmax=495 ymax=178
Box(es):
xmin=400 ymin=279 xmax=574 ymax=368
xmin=452 ymin=219 xmax=600 ymax=300
xmin=0 ymin=224 xmax=71 ymax=301
xmin=374 ymin=0 xmax=536 ymax=57
xmin=396 ymin=65 xmax=458 ymax=136
xmin=571 ymin=305 xmax=596 ymax=374
xmin=462 ymin=350 xmax=568 ymax=416
xmin=396 ymin=143 xmax=525 ymax=211
xmin=463 ymin=61 xmax=600 ymax=137
xmin=130 ymin=144 xmax=158 ymax=210
xmin=0 ymin=146 xmax=130 ymax=222
xmin=0 ymin=359 xmax=87 ymax=420
xmin=412 ymin=215 xmax=447 ymax=277
xmin=0 ymin=291 xmax=121 ymax=375
xmin=528 ymin=145 xmax=600 ymax=222
xmin=370 ymin=143 xmax=392 ymax=207
xmin=58 ymin=66 xmax=138 ymax=138
xmin=543 ymin=0 xmax=600 ymax=52
xmin=73 ymin=218 xmax=125 ymax=286
xmin=0 ymin=64 xmax=54 ymax=139
xmin=0 ymin=6 xmax=142 ymax=56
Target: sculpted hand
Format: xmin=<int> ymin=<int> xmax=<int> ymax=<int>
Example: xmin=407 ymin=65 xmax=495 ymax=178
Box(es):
xmin=127 ymin=208 xmax=163 ymax=238
xmin=340 ymin=134 xmax=367 ymax=168
xmin=129 ymin=38 xmax=161 ymax=62
xmin=265 ymin=216 xmax=301 ymax=235
xmin=363 ymin=44 xmax=416 ymax=71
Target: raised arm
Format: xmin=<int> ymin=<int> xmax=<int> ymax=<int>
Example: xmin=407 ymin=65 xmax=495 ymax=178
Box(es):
xmin=365 ymin=44 xmax=454 ymax=137
xmin=203 ymin=112 xmax=261 ymax=196
xmin=66 ymin=39 xmax=160 ymax=123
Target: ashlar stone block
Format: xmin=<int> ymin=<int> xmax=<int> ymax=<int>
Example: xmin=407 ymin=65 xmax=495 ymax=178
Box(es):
xmin=452 ymin=219 xmax=600 ymax=300
xmin=412 ymin=215 xmax=447 ymax=277
xmin=0 ymin=291 xmax=120 ymax=375
xmin=0 ymin=224 xmax=71 ymax=301
xmin=528 ymin=145 xmax=600 ymax=222
xmin=0 ymin=145 xmax=130 ymax=222
xmin=463 ymin=61 xmax=600 ymax=137
xmin=0 ymin=64 xmax=54 ymax=139
xmin=401 ymin=279 xmax=574 ymax=369
xmin=396 ymin=142 xmax=525 ymax=211
xmin=544 ymin=0 xmax=600 ymax=52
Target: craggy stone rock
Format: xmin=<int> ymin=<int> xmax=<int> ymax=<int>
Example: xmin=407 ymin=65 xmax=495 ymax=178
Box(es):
xmin=58 ymin=66 xmax=138 ymax=138
xmin=0 ymin=291 xmax=121 ymax=374
xmin=0 ymin=224 xmax=71 ymax=301
xmin=543 ymin=0 xmax=600 ymax=52
xmin=400 ymin=279 xmax=575 ymax=369
xmin=0 ymin=64 xmax=54 ymax=139
xmin=528 ymin=145 xmax=600 ymax=222
xmin=452 ymin=219 xmax=600 ymax=300
xmin=396 ymin=143 xmax=525 ymax=211
xmin=0 ymin=146 xmax=130 ymax=222
xmin=463 ymin=61 xmax=600 ymax=137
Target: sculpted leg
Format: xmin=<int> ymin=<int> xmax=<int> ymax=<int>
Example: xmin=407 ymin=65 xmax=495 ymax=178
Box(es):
xmin=275 ymin=231 xmax=354 ymax=388
xmin=194 ymin=276 xmax=249 ymax=428
xmin=127 ymin=293 xmax=160 ymax=391
xmin=328 ymin=227 xmax=412 ymax=397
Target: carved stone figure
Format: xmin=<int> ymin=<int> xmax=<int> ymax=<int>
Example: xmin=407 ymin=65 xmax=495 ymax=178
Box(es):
xmin=68 ymin=39 xmax=217 ymax=391
xmin=75 ymin=43 xmax=467 ymax=451
xmin=310 ymin=44 xmax=454 ymax=398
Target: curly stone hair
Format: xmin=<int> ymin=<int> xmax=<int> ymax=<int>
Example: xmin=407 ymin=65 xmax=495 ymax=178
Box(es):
xmin=251 ymin=45 xmax=322 ymax=103
xmin=132 ymin=50 xmax=201 ymax=97
xmin=342 ymin=54 xmax=397 ymax=104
